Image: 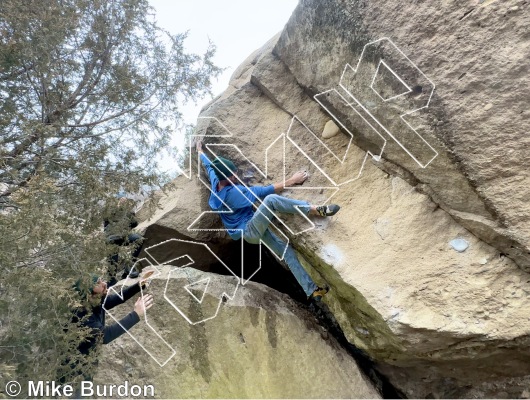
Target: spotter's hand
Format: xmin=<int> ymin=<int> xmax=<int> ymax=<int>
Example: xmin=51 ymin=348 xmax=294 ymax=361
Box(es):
xmin=134 ymin=294 xmax=154 ymax=317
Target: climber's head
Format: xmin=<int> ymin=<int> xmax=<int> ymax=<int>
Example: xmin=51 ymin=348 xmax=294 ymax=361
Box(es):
xmin=211 ymin=156 xmax=237 ymax=182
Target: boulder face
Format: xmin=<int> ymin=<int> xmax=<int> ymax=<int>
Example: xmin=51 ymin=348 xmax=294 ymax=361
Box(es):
xmin=95 ymin=268 xmax=379 ymax=399
xmin=135 ymin=0 xmax=530 ymax=397
xmin=273 ymin=0 xmax=530 ymax=270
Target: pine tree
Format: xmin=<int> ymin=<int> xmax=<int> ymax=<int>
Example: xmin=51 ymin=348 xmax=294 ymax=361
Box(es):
xmin=0 ymin=0 xmax=220 ymax=386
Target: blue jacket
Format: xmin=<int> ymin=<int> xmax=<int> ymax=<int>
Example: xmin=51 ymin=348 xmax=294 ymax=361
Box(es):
xmin=200 ymin=153 xmax=274 ymax=240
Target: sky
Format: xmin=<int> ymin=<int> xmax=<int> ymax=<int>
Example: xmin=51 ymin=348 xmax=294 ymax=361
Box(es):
xmin=148 ymin=0 xmax=299 ymax=173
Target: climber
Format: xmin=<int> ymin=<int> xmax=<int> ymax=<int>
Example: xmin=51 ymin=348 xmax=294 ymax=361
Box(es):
xmin=196 ymin=141 xmax=340 ymax=301
xmin=104 ymin=194 xmax=144 ymax=283
xmin=58 ymin=271 xmax=154 ymax=396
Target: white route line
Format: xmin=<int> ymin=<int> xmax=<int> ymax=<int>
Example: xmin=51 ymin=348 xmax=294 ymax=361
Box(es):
xmin=188 ymin=144 xmax=300 ymax=284
xmin=184 ymin=277 xmax=210 ymax=304
xmin=286 ymin=114 xmax=383 ymax=188
xmin=202 ymin=143 xmax=317 ymax=236
xmin=100 ymin=36 xmax=439 ymax=368
xmin=184 ymin=116 xmax=338 ymax=285
xmin=316 ymin=37 xmax=438 ymax=168
xmin=314 ymin=88 xmax=387 ymax=165
xmin=144 ymin=238 xmax=240 ymax=325
xmin=103 ymin=258 xmax=176 ymax=367
xmin=370 ymin=59 xmax=413 ymax=102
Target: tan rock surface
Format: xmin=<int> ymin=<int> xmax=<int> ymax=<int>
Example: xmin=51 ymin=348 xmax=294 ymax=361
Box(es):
xmin=134 ymin=0 xmax=530 ymax=396
xmin=96 ymin=267 xmax=379 ymax=399
xmin=274 ymin=0 xmax=530 ymax=270
xmin=135 ymin=175 xmax=233 ymax=272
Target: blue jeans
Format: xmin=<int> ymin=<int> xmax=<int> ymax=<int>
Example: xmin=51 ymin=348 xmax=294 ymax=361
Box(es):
xmin=243 ymin=194 xmax=317 ymax=297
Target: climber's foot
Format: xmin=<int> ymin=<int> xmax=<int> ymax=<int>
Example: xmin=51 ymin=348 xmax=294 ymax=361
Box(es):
xmin=314 ymin=204 xmax=340 ymax=217
xmin=309 ymin=286 xmax=329 ymax=302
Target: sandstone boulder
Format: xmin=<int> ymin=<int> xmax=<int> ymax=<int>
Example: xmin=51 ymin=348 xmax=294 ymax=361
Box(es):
xmin=274 ymin=0 xmax=530 ymax=270
xmin=135 ymin=0 xmax=530 ymax=396
xmin=96 ymin=267 xmax=379 ymax=399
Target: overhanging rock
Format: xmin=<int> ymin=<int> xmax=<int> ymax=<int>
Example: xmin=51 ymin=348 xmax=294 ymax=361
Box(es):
xmin=138 ymin=0 xmax=530 ymax=397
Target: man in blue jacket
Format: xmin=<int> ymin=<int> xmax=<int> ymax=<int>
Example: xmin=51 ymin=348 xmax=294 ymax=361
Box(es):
xmin=196 ymin=141 xmax=340 ymax=301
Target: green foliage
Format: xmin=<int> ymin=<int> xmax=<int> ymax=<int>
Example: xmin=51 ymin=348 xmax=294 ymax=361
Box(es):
xmin=0 ymin=0 xmax=221 ymax=383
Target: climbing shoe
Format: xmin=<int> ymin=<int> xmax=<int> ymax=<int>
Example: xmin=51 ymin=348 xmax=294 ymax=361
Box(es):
xmin=122 ymin=266 xmax=140 ymax=280
xmin=310 ymin=286 xmax=329 ymax=301
xmin=316 ymin=204 xmax=340 ymax=217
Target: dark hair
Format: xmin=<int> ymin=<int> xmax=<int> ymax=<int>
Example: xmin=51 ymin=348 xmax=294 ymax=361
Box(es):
xmin=73 ymin=274 xmax=99 ymax=296
xmin=211 ymin=156 xmax=237 ymax=180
